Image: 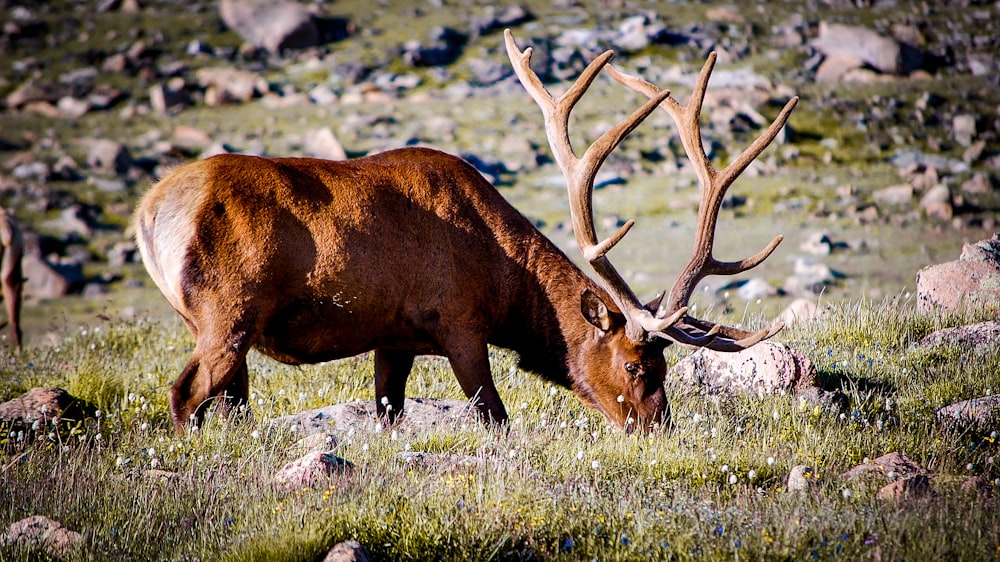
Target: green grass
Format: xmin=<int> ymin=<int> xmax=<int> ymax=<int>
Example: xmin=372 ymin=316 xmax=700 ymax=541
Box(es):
xmin=2 ymin=300 xmax=999 ymax=560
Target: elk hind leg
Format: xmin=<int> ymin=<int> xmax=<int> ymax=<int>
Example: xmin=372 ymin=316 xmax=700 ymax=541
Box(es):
xmin=169 ymin=331 xmax=253 ymax=434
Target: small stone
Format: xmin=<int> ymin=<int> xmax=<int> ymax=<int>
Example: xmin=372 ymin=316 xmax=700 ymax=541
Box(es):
xmin=952 ymin=114 xmax=977 ymax=148
xmin=1 ymin=515 xmax=83 ymax=559
xmin=786 ymin=465 xmax=819 ymax=492
xmin=876 ymin=474 xmax=932 ymax=501
xmin=323 ymin=540 xmax=371 ymax=562
xmin=303 ymin=127 xmax=347 ymax=161
xmin=274 ymin=451 xmax=354 ymax=488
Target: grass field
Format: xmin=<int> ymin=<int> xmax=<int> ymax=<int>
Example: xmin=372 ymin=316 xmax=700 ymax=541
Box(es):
xmin=1 ymin=298 xmax=998 ymax=560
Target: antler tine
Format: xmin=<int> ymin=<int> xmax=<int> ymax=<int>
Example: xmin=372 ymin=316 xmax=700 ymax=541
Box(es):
xmin=608 ymin=54 xmax=798 ymax=351
xmin=505 ymin=29 xmax=676 ymax=341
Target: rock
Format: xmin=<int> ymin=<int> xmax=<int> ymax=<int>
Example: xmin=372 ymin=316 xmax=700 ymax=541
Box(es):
xmin=799 ymin=231 xmax=834 ymax=256
xmin=303 ymin=127 xmax=347 ymax=161
xmin=735 ymin=277 xmax=778 ymax=301
xmin=5 ymin=79 xmax=60 ymax=108
xmin=219 ymin=0 xmax=320 ymax=54
xmin=44 ymin=205 xmax=94 ymax=237
xmin=786 ymin=465 xmax=820 ymax=492
xmin=1 ymin=515 xmax=83 ymax=559
xmin=106 ymin=241 xmax=138 ymax=267
xmin=777 ymin=298 xmax=827 ymax=328
xmin=812 ymin=22 xmax=904 ymax=75
xmin=876 ymin=474 xmax=933 ymax=501
xmin=843 ymin=452 xmax=925 ymax=482
xmin=873 ymin=184 xmax=913 ymax=206
xmin=196 ymin=67 xmax=269 ymax=105
xmin=916 ymin=235 xmax=1000 ymax=313
xmin=919 ymin=184 xmax=952 ymax=220
xmin=469 ymin=5 xmax=533 ymax=37
xmin=784 ymin=257 xmax=843 ymax=295
xmin=915 ymin=321 xmax=1000 ymax=351
xmin=396 ymin=451 xmax=485 ymax=470
xmin=274 ymin=398 xmax=474 ymax=436
xmin=936 ymin=395 xmax=1000 ymax=429
xmin=273 ymin=451 xmax=354 ymax=487
xmin=170 ymin=125 xmax=212 ymax=153
xmin=22 ymin=254 xmax=72 ymax=300
xmin=295 ymin=432 xmax=339 ymax=452
xmin=952 ymin=114 xmax=977 ymax=148
xmin=960 ymin=173 xmax=994 ymax=195
xmin=814 ymin=52 xmax=864 ymax=84
xmin=149 ymin=81 xmax=190 ymax=114
xmin=56 ymin=96 xmax=90 ymax=119
xmin=323 ymin=540 xmax=371 ymax=562
xmin=960 ymin=475 xmax=994 ymax=499
xmin=0 ymin=387 xmax=90 ymax=424
xmin=795 ymin=386 xmax=849 ymax=415
xmin=85 ymin=139 xmax=133 ymax=176
xmin=669 ymin=341 xmax=816 ymax=396
xmin=402 ymin=26 xmax=467 ymax=67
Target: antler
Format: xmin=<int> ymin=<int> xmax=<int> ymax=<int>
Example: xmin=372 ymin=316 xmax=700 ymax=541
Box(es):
xmin=605 ymin=54 xmax=798 ymax=351
xmin=504 ymin=30 xmax=683 ymax=343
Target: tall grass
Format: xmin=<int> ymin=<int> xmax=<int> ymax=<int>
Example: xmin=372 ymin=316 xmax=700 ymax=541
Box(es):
xmin=1 ymin=299 xmax=998 ymax=560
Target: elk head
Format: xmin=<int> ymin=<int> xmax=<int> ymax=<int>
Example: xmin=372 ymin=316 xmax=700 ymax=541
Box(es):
xmin=505 ymin=30 xmax=798 ymax=431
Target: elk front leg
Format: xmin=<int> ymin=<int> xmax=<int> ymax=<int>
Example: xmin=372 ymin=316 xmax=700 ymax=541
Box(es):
xmin=168 ymin=329 xmax=253 ymax=434
xmin=447 ymin=343 xmax=508 ymax=426
xmin=0 ymin=246 xmax=22 ymax=348
xmin=374 ymin=348 xmax=414 ymax=425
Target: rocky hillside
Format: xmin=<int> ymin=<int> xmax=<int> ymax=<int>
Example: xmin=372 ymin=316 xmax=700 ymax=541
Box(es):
xmin=1 ymin=0 xmax=998 ymax=343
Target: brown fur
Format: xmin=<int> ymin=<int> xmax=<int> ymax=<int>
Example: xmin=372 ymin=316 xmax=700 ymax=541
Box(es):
xmin=0 ymin=208 xmax=23 ymax=348
xmin=135 ymin=148 xmax=668 ymax=434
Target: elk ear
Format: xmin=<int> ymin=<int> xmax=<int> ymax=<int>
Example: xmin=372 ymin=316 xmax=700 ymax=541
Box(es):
xmin=581 ymin=289 xmax=613 ymax=332
xmin=644 ymin=291 xmax=665 ymax=314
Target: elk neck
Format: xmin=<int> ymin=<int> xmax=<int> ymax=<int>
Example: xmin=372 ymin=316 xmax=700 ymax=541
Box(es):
xmin=489 ymin=231 xmax=613 ymax=393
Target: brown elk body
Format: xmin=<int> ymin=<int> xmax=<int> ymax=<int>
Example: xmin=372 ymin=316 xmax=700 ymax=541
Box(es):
xmin=136 ymin=31 xmax=796 ymax=435
xmin=136 ymin=148 xmax=668 ymax=433
xmin=0 ymin=208 xmax=23 ymax=348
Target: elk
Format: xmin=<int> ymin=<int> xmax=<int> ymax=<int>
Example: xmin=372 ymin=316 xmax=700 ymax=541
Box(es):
xmin=134 ymin=30 xmax=797 ymax=435
xmin=0 ymin=207 xmax=23 ymax=348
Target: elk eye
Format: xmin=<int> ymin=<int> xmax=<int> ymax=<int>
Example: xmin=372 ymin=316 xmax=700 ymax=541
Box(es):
xmin=625 ymin=362 xmax=640 ymax=378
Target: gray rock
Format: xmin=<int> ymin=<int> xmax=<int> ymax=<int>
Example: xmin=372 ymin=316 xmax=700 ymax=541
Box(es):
xmin=273 ymin=451 xmax=354 ymax=487
xmin=85 ymin=139 xmax=133 ymax=176
xmin=56 ymin=96 xmax=90 ymax=119
xmin=670 ymin=341 xmax=816 ymax=396
xmin=916 ymin=235 xmax=1000 ymax=313
xmin=22 ymin=254 xmax=72 ymax=300
xmin=0 ymin=387 xmax=90 ymax=424
xmin=915 ymin=321 xmax=1000 ymax=351
xmin=873 ymin=184 xmax=914 ymax=206
xmin=196 ymin=68 xmax=268 ymax=105
xmin=960 ymin=173 xmax=993 ymax=195
xmin=1 ymin=515 xmax=83 ymax=560
xmin=323 ymin=540 xmax=371 ymax=562
xmin=814 ymin=52 xmax=864 ymax=84
xmin=845 ymin=452 xmax=925 ymax=482
xmin=274 ymin=398 xmax=474 ymax=436
xmin=776 ymin=298 xmax=827 ymax=328
xmin=303 ymin=127 xmax=347 ymax=161
xmin=952 ymin=114 xmax=977 ymax=148
xmin=812 ymin=22 xmax=904 ymax=75
xmin=876 ymin=474 xmax=933 ymax=501
xmin=219 ymin=0 xmax=319 ymax=54
xmin=786 ymin=465 xmax=820 ymax=492
xmin=936 ymin=395 xmax=1000 ymax=429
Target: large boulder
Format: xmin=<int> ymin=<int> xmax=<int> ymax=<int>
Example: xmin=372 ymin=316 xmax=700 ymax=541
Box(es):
xmin=0 ymin=387 xmax=92 ymax=425
xmin=669 ymin=341 xmax=816 ymax=396
xmin=812 ymin=22 xmax=908 ymax=75
xmin=1 ymin=515 xmax=82 ymax=559
xmin=916 ymin=235 xmax=1000 ymax=314
xmin=219 ymin=0 xmax=319 ymax=54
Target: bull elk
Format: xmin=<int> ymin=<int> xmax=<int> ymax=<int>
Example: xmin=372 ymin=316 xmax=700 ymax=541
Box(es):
xmin=0 ymin=208 xmax=23 ymax=348
xmin=135 ymin=30 xmax=797 ymax=435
